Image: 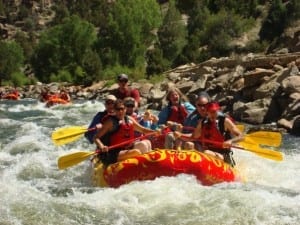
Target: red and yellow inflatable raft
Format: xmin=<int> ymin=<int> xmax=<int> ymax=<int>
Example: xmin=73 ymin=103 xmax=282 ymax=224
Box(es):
xmin=92 ymin=149 xmax=242 ymax=188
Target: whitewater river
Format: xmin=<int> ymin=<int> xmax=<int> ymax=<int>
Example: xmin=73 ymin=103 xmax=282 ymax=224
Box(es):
xmin=0 ymin=99 xmax=299 ymax=225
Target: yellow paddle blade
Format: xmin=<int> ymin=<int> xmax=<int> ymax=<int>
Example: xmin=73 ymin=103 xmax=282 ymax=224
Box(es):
xmin=245 ymin=131 xmax=282 ymax=147
xmin=58 ymin=151 xmax=95 ymax=170
xmin=236 ymin=141 xmax=283 ymax=161
xmin=51 ymin=126 xmax=88 ymax=146
xmin=52 ymin=134 xmax=83 ymax=146
xmin=236 ymin=124 xmax=245 ymax=133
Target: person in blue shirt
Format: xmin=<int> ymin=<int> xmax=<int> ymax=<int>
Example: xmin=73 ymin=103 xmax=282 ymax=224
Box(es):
xmin=84 ymin=94 xmax=117 ymax=143
xmin=139 ymin=110 xmax=158 ymax=130
xmin=176 ymin=91 xmax=211 ymax=150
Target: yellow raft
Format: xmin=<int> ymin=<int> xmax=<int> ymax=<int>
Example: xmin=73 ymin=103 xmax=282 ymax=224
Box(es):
xmin=92 ymin=149 xmax=242 ymax=188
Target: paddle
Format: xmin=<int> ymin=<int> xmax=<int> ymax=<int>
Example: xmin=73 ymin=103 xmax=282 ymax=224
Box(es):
xmin=244 ymin=131 xmax=281 ymax=147
xmin=201 ymin=138 xmax=283 ymax=161
xmin=57 ymin=132 xmax=158 ymax=170
xmin=182 ymin=124 xmax=244 ymax=132
xmin=178 ymin=133 xmax=283 ymax=161
xmin=51 ymin=126 xmax=96 ymax=146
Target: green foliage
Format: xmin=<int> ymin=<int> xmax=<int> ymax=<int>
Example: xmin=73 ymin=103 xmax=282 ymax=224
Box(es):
xmin=175 ymin=0 xmax=200 ymax=13
xmin=31 ymin=15 xmax=98 ymax=85
xmin=10 ymin=71 xmax=30 ymax=86
xmin=199 ymin=10 xmax=254 ymax=57
xmin=146 ymin=47 xmax=170 ymax=77
xmin=243 ymin=40 xmax=269 ymax=53
xmin=101 ymin=64 xmax=146 ymax=82
xmin=0 ymin=40 xmax=24 ymax=85
xmin=60 ymin=0 xmax=112 ymax=28
xmin=0 ymin=1 xmax=4 ymax=15
xmin=259 ymin=0 xmax=287 ymax=41
xmin=14 ymin=31 xmax=35 ymax=60
xmin=50 ymin=3 xmax=70 ymax=25
xmin=97 ymin=0 xmax=162 ymax=69
xmin=286 ymin=0 xmax=300 ymax=22
xmin=50 ymin=70 xmax=72 ymax=83
xmin=157 ymin=0 xmax=187 ymax=63
xmin=206 ymin=0 xmax=259 ymax=18
xmin=178 ymin=3 xmax=210 ymax=64
xmin=2 ymin=1 xmax=298 ymax=86
xmin=148 ymin=74 xmax=166 ymax=84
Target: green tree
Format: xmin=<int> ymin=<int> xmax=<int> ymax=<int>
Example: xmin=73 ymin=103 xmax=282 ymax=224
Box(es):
xmin=146 ymin=46 xmax=169 ymax=77
xmin=97 ymin=0 xmax=162 ymax=69
xmin=14 ymin=31 xmax=35 ymax=61
xmin=157 ymin=0 xmax=187 ymax=65
xmin=0 ymin=40 xmax=24 ymax=85
xmin=286 ymin=0 xmax=300 ymax=22
xmin=175 ymin=0 xmax=200 ymax=14
xmin=206 ymin=0 xmax=259 ymax=18
xmin=60 ymin=0 xmax=112 ymax=28
xmin=31 ymin=15 xmax=99 ymax=85
xmin=178 ymin=2 xmax=209 ymax=64
xmin=259 ymin=0 xmax=287 ymax=41
xmin=199 ymin=10 xmax=253 ymax=57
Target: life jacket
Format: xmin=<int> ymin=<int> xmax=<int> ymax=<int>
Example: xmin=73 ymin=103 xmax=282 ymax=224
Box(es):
xmin=41 ymin=92 xmax=51 ymax=102
xmin=108 ymin=115 xmax=135 ymax=147
xmin=167 ymin=104 xmax=188 ymax=124
xmin=59 ymin=93 xmax=70 ymax=101
xmin=200 ymin=115 xmax=231 ymax=150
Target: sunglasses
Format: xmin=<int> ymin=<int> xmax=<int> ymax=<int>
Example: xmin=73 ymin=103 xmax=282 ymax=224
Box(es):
xmin=118 ymin=79 xmax=128 ymax=83
xmin=105 ymin=100 xmax=114 ymax=105
xmin=197 ymin=103 xmax=207 ymax=108
xmin=125 ymin=104 xmax=135 ymax=108
xmin=115 ymin=107 xmax=125 ymax=111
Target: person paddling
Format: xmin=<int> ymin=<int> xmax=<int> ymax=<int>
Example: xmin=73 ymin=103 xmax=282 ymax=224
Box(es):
xmin=172 ymin=91 xmax=211 ymax=150
xmin=192 ymin=102 xmax=243 ymax=166
xmin=94 ymin=99 xmax=159 ymax=166
xmin=85 ymin=94 xmax=117 ymax=143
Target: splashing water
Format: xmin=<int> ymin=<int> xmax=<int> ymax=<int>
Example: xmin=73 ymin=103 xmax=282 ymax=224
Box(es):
xmin=0 ymin=99 xmax=299 ymax=225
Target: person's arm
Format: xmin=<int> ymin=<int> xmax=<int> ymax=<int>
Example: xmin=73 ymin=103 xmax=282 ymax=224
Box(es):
xmin=223 ymin=118 xmax=244 ymax=148
xmin=157 ymin=107 xmax=169 ymax=125
xmin=183 ymin=102 xmax=196 ymax=114
xmin=191 ymin=119 xmax=203 ymax=139
xmin=131 ymin=116 xmax=160 ymax=135
xmin=174 ymin=119 xmax=202 ymax=140
xmin=94 ymin=119 xmax=113 ymax=152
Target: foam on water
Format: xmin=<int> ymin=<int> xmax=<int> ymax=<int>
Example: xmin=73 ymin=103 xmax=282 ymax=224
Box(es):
xmin=0 ymin=100 xmax=299 ymax=225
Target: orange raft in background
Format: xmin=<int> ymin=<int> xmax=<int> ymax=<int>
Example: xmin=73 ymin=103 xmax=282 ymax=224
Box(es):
xmin=2 ymin=92 xmax=20 ymax=100
xmin=46 ymin=97 xmax=70 ymax=107
xmin=92 ymin=149 xmax=242 ymax=188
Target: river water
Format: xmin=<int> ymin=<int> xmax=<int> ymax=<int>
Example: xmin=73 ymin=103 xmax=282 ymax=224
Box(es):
xmin=0 ymin=99 xmax=299 ymax=225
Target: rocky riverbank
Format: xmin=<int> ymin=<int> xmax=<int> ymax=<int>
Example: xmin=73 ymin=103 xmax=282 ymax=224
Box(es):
xmin=1 ymin=52 xmax=300 ymax=136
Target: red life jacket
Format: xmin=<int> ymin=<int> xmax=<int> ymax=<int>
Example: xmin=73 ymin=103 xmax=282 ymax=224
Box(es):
xmin=109 ymin=116 xmax=135 ymax=147
xmin=200 ymin=115 xmax=228 ymax=149
xmin=59 ymin=93 xmax=70 ymax=101
xmin=167 ymin=105 xmax=188 ymax=124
